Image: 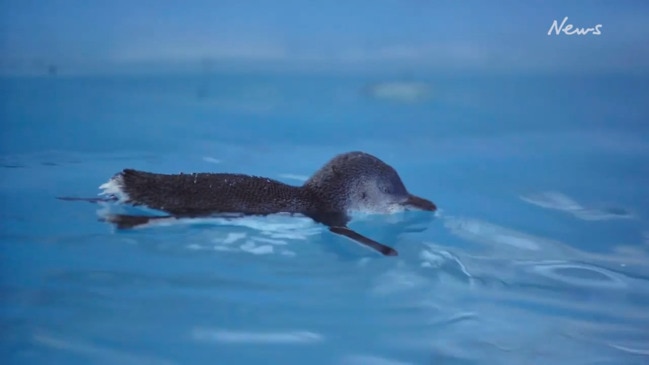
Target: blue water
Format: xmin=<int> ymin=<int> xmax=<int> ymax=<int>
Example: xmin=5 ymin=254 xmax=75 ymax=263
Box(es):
xmin=1 ymin=73 xmax=648 ymax=364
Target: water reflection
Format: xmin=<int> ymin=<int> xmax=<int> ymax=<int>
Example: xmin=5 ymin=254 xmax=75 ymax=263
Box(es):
xmin=521 ymin=191 xmax=635 ymax=221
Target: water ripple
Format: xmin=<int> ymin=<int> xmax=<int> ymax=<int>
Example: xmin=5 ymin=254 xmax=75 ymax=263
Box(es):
xmin=192 ymin=328 xmax=323 ymax=344
xmin=33 ymin=331 xmax=177 ymax=365
xmin=520 ymin=191 xmax=635 ymax=221
xmin=419 ymin=246 xmax=474 ymax=284
xmin=608 ymin=343 xmax=649 ymax=356
xmin=444 ymin=217 xmax=546 ymax=252
xmin=338 ymin=354 xmax=413 ymax=365
xmin=516 ymin=260 xmax=631 ymax=290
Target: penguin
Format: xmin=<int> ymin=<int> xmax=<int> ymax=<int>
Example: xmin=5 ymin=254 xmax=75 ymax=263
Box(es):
xmin=62 ymin=151 xmax=437 ymax=256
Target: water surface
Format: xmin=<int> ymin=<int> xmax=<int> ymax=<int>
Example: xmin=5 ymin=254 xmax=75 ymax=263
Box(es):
xmin=1 ymin=73 xmax=648 ymax=364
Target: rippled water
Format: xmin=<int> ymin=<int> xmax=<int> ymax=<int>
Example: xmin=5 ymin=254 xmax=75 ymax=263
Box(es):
xmin=1 ymin=74 xmax=648 ymax=364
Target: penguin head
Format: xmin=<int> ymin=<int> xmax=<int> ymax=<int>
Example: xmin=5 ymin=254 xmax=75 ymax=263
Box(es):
xmin=304 ymin=151 xmax=436 ymax=214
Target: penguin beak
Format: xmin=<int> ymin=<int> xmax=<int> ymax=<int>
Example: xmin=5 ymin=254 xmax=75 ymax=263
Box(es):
xmin=402 ymin=194 xmax=437 ymax=211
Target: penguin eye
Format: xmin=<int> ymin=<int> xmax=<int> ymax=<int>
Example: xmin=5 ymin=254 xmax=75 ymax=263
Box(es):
xmin=381 ymin=186 xmax=390 ymax=194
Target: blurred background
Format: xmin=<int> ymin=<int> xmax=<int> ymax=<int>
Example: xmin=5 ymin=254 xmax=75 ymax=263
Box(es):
xmin=2 ymin=0 xmax=648 ymax=77
xmin=2 ymin=0 xmax=648 ymax=159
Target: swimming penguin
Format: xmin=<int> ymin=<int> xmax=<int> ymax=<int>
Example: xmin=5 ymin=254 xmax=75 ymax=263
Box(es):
xmin=63 ymin=151 xmax=437 ymax=256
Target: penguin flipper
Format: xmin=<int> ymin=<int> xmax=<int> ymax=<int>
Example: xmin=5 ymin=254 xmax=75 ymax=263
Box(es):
xmin=329 ymin=226 xmax=398 ymax=256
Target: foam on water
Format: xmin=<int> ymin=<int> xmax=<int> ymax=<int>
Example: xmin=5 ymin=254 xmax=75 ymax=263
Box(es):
xmin=223 ymin=232 xmax=247 ymax=244
xmin=240 ymin=241 xmax=275 ymax=255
